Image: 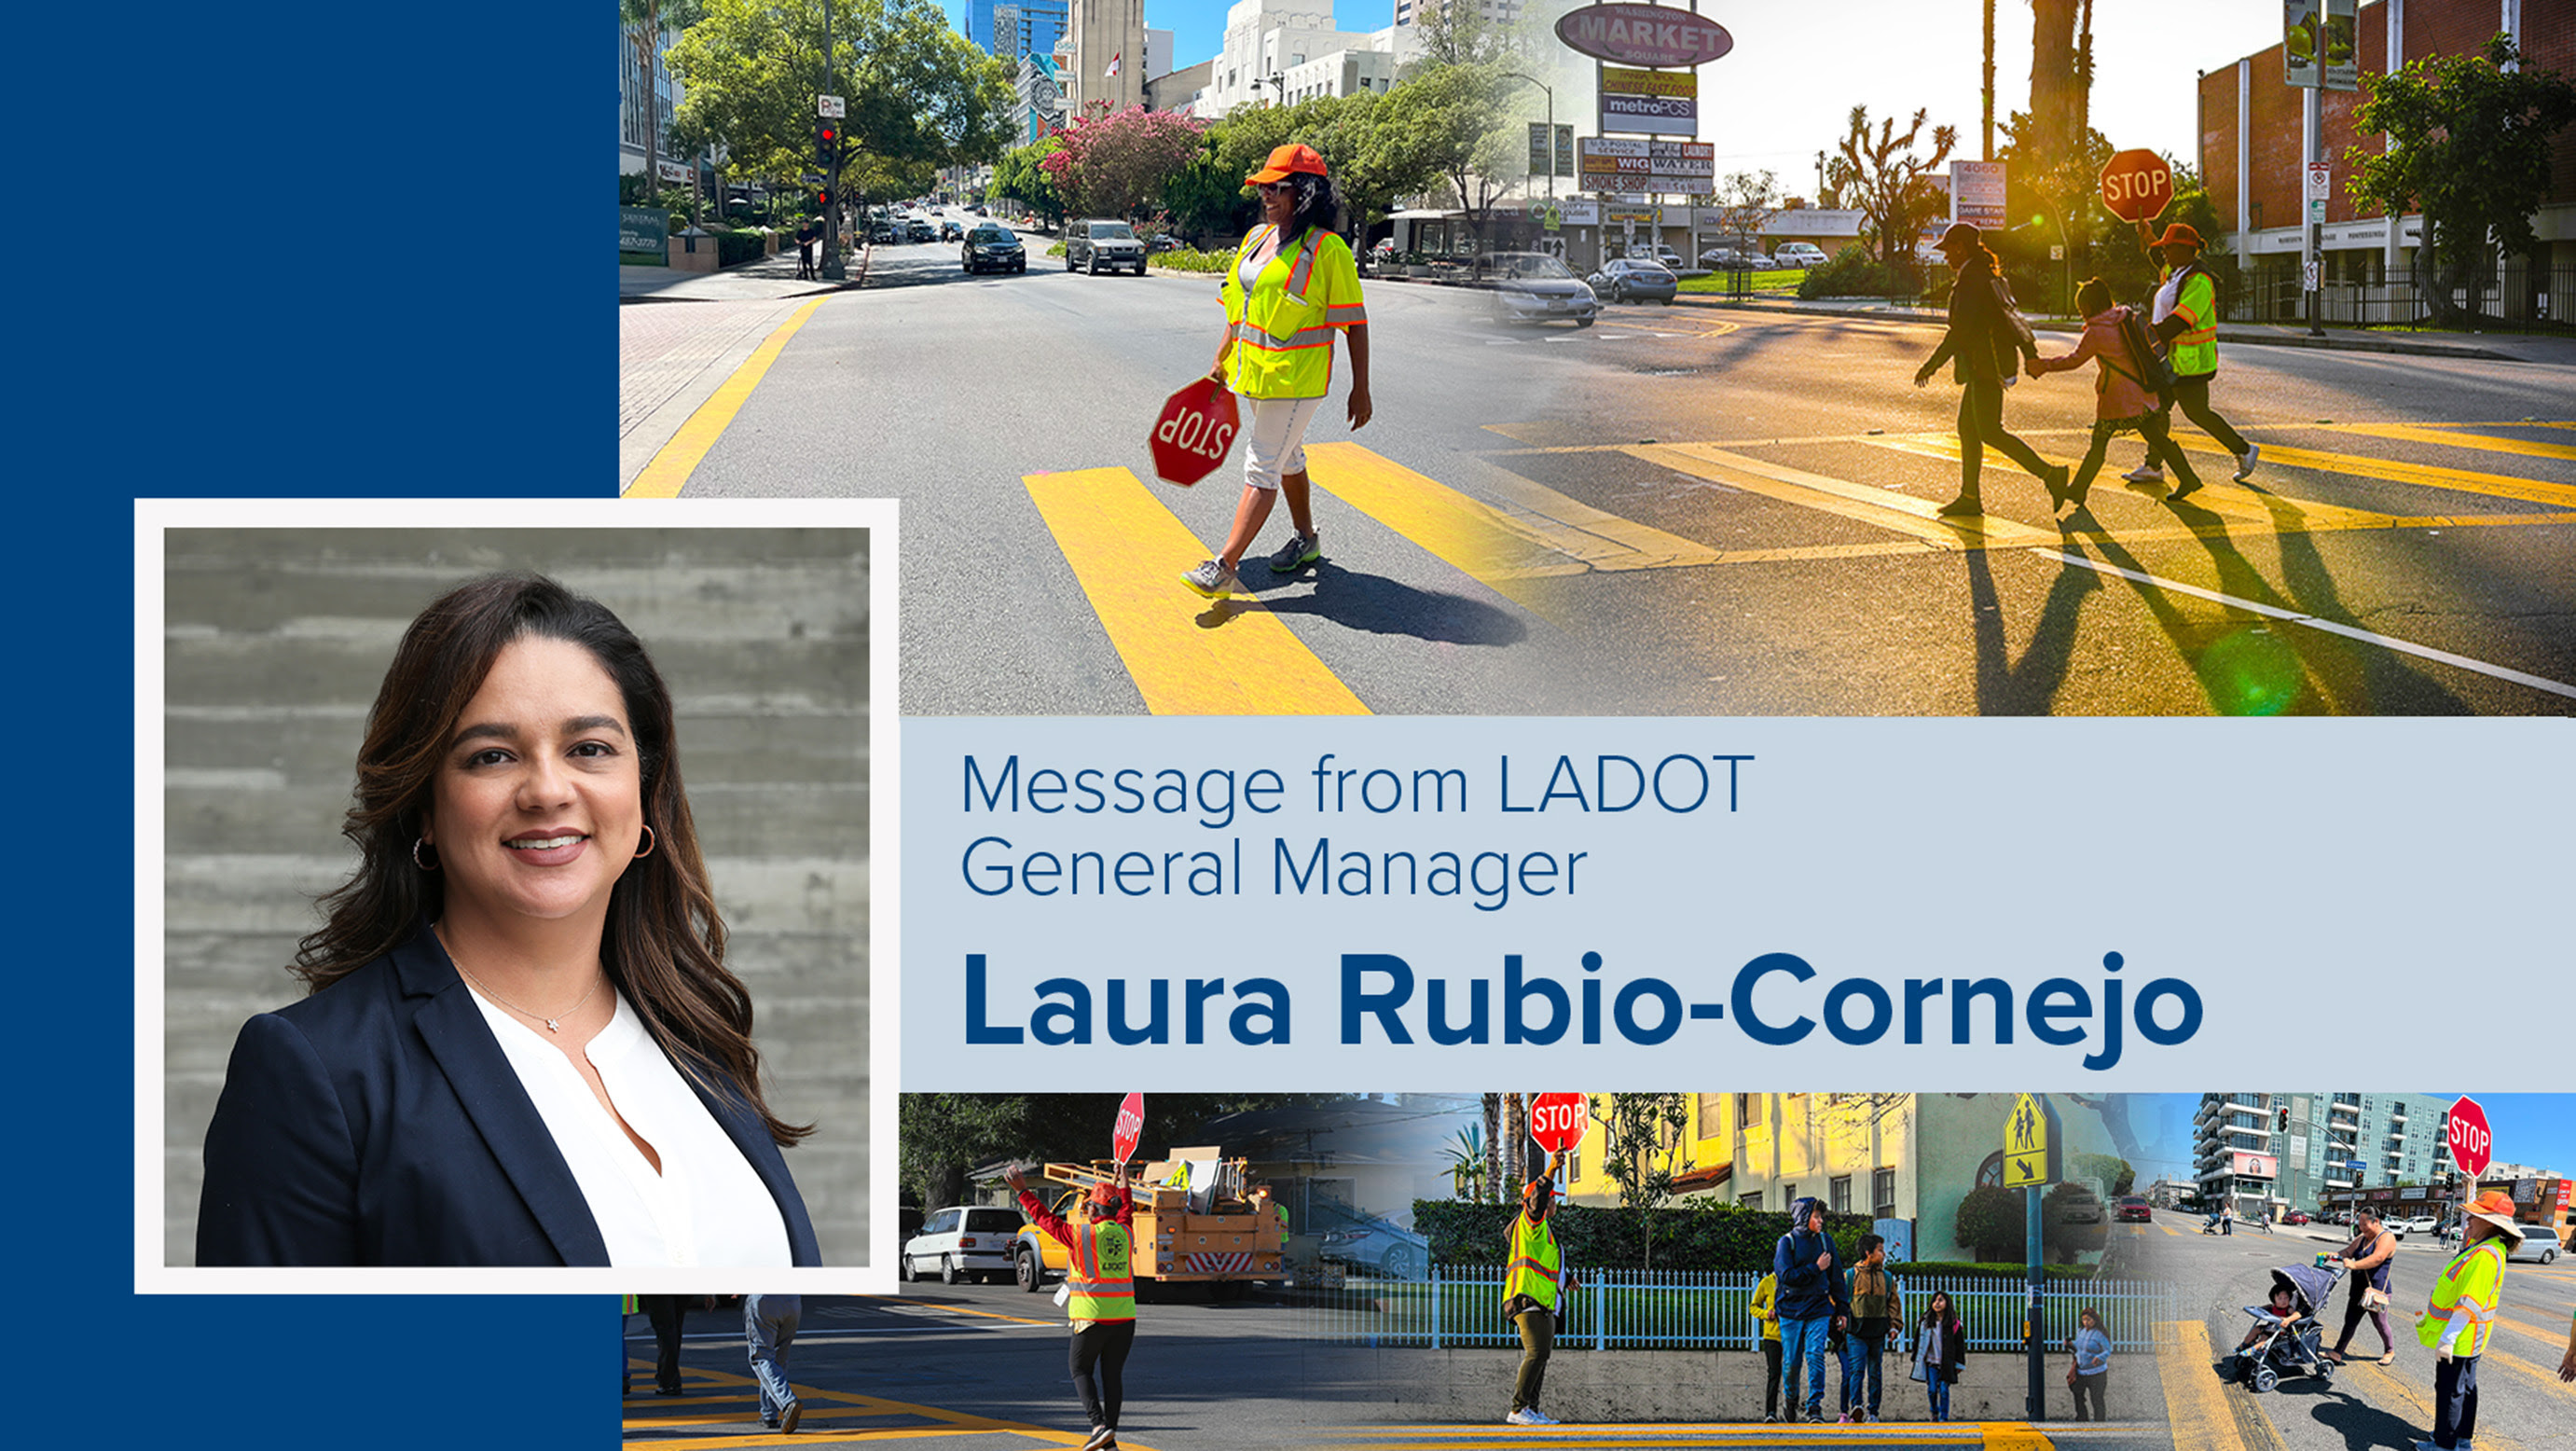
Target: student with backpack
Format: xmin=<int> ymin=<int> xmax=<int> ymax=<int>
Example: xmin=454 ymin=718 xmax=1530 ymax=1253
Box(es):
xmin=1771 ymin=1196 xmax=1851 ymax=1423
xmin=1913 ymin=223 xmax=2066 ymax=518
xmin=2025 ymin=276 xmax=2206 ymax=510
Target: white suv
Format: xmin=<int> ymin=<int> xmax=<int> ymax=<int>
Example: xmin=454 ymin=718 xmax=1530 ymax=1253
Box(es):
xmin=900 ymin=1204 xmax=1026 ymax=1283
xmin=1772 ymin=242 xmax=1829 ymax=269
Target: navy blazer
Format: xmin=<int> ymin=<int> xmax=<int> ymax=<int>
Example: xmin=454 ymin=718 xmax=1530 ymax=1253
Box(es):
xmin=197 ymin=926 xmax=820 ymax=1267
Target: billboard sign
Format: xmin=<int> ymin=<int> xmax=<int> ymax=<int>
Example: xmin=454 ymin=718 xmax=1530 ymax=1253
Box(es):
xmin=1600 ymin=65 xmax=1698 ymax=136
xmin=2324 ymin=0 xmax=2360 ymax=90
xmin=1555 ymin=4 xmax=1734 ymax=68
xmin=1577 ymin=136 xmax=1715 ymax=192
xmin=619 ymin=206 xmax=670 ymax=254
xmin=2283 ymin=1 xmax=2357 ymax=88
xmin=2232 ymin=1152 xmax=2280 ymax=1178
xmin=1951 ymin=159 xmax=2006 ymax=230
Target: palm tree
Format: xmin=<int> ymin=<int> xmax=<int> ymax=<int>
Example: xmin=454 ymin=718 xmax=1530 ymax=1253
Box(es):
xmin=621 ymin=0 xmax=707 ymax=208
xmin=1481 ymin=1095 xmax=1502 ymax=1201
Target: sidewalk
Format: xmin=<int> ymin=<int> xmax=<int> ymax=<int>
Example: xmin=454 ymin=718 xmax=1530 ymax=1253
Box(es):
xmin=619 ymin=241 xmax=870 ymax=304
xmin=1674 ymin=291 xmax=2576 ymax=364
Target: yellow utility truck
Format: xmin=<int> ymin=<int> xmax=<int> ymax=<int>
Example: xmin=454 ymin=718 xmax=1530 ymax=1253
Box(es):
xmin=1012 ymin=1150 xmax=1285 ymax=1296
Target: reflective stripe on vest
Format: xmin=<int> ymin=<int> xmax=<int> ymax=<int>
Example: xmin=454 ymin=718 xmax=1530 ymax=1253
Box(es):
xmin=2418 ymin=1238 xmax=2506 ymax=1356
xmin=2167 ymin=269 xmax=2218 ymax=375
xmin=1506 ymin=1215 xmax=1560 ymax=1311
xmin=1065 ymin=1221 xmax=1136 ymax=1321
xmin=1223 ymin=225 xmax=1357 ymax=398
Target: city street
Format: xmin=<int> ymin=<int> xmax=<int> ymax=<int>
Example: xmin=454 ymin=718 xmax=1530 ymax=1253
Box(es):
xmin=620 ymin=213 xmax=2576 ymax=715
xmin=2135 ymin=1213 xmax=2575 ymax=1451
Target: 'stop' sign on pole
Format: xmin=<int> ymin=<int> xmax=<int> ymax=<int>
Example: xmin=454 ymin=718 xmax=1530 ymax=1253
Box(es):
xmin=1113 ymin=1091 xmax=1146 ymax=1164
xmin=1529 ymin=1093 xmax=1590 ymax=1155
xmin=2447 ymin=1096 xmax=2492 ymax=1181
xmin=2099 ymin=149 xmax=2174 ymax=223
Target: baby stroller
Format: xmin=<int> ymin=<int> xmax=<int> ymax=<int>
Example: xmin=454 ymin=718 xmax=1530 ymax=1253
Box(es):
xmin=2201 ymin=1210 xmax=2225 ymax=1235
xmin=2227 ymin=1263 xmax=2342 ymax=1392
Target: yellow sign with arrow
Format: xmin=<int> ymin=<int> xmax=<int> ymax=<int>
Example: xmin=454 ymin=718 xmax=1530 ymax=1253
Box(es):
xmin=2002 ymin=1093 xmax=2062 ymax=1188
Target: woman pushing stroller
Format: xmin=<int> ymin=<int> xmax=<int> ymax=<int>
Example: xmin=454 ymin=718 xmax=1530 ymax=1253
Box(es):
xmin=2225 ymin=1261 xmax=2344 ymax=1392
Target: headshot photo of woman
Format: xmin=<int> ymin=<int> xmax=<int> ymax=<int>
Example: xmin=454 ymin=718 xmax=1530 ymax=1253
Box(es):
xmin=160 ymin=523 xmax=875 ymax=1274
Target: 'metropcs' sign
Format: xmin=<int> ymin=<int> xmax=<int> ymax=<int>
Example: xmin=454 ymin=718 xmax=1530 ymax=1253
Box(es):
xmin=1555 ymin=4 xmax=1734 ymax=68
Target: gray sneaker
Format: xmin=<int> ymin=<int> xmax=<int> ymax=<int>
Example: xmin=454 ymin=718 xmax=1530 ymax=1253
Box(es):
xmin=2233 ymin=442 xmax=2261 ymax=481
xmin=1267 ymin=532 xmax=1321 ymax=573
xmin=1182 ymin=559 xmax=1241 ymax=598
xmin=2122 ymin=463 xmax=2166 ymax=484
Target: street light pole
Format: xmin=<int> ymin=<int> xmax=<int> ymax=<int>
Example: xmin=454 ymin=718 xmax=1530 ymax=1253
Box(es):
xmin=1504 ymin=71 xmax=1555 ymax=203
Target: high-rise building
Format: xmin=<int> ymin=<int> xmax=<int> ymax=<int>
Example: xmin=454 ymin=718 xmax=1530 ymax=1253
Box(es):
xmin=991 ymin=0 xmax=1070 ymax=63
xmin=2192 ymin=1093 xmax=2457 ymax=1216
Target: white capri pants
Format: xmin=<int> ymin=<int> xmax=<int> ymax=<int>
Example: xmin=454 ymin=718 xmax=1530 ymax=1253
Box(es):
xmin=1243 ymin=394 xmax=1326 ymax=490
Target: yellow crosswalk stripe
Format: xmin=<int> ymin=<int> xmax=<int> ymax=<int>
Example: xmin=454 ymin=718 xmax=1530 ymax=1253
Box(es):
xmin=2324 ymin=421 xmax=2576 ymax=462
xmin=1023 ymin=468 xmax=1369 ymax=716
xmin=2166 ymin=436 xmax=2576 ymax=509
xmin=2156 ymin=1321 xmax=2282 ymax=1451
xmin=1632 ymin=443 xmax=2060 ymax=547
xmin=626 ymin=297 xmax=826 ymax=499
xmin=1867 ymin=436 xmax=2407 ymax=532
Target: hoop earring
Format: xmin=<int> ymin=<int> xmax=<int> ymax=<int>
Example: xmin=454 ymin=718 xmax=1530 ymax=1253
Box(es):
xmin=634 ymin=824 xmax=656 ymax=860
xmin=413 ymin=837 xmax=439 ymax=872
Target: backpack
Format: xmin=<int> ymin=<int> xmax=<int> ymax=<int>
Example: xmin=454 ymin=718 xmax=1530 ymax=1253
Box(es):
xmin=2114 ymin=305 xmax=2178 ymax=405
xmin=1988 ymin=272 xmax=2037 ymax=355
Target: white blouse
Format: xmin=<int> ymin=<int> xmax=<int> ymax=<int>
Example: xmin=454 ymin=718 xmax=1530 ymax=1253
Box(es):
xmin=462 ymin=985 xmax=792 ymax=1267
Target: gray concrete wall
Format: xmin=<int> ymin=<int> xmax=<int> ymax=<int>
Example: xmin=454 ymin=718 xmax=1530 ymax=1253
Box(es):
xmin=161 ymin=527 xmax=870 ymax=1266
xmin=1393 ymin=1343 xmax=2166 ymax=1424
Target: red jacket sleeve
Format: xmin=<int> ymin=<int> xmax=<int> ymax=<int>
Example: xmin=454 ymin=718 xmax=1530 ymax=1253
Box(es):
xmin=1018 ymin=1189 xmax=1074 ymax=1246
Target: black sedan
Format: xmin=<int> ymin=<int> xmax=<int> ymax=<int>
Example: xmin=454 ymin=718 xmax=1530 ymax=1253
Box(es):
xmin=962 ymin=224 xmax=1026 ymax=274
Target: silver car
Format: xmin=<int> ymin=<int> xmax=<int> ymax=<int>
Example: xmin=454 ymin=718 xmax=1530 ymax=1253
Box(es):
xmin=1068 ymin=218 xmax=1148 ymax=276
xmin=1590 ymin=257 xmax=1680 ymax=305
xmin=1485 ymin=252 xmax=1598 ymax=327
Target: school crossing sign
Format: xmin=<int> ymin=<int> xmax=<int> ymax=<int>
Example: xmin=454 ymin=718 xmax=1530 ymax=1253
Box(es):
xmin=2003 ymin=1093 xmax=2063 ymax=1187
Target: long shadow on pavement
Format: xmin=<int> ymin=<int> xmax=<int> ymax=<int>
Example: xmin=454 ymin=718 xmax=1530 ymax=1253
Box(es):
xmin=1219 ymin=562 xmax=1532 ymax=647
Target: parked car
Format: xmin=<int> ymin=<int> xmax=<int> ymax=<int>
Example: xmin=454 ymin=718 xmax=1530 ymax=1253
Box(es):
xmin=2283 ymin=1209 xmax=2311 ymax=1225
xmin=1772 ymin=242 xmax=1830 ymax=268
xmin=867 ymin=220 xmax=898 ymax=244
xmin=962 ymin=223 xmax=1026 ymax=273
xmin=1483 ymin=251 xmax=1599 ymax=327
xmin=1699 ymin=246 xmax=1746 ymax=269
xmin=1590 ymin=257 xmax=1679 ymax=304
xmin=906 ymin=218 xmax=936 ymax=243
xmin=2058 ymin=1186 xmax=2106 ymax=1224
xmin=2115 ymin=1195 xmax=2153 ymax=1223
xmin=900 ymin=1204 xmax=1026 ymax=1284
xmin=1317 ymin=1212 xmax=1429 ymax=1280
xmin=1067 ymin=218 xmax=1148 ymax=275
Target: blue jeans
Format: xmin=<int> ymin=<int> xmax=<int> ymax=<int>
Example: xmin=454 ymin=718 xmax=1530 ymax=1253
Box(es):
xmin=1841 ymin=1335 xmax=1882 ymax=1414
xmin=1925 ymin=1366 xmax=1950 ymax=1420
xmin=745 ymin=1294 xmax=802 ymax=1423
xmin=1779 ymin=1316 xmax=1832 ymax=1416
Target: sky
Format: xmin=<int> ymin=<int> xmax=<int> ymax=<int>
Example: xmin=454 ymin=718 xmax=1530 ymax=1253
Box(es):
xmin=939 ymin=0 xmax=2302 ymax=192
xmin=2128 ymin=1094 xmax=2576 ymax=1186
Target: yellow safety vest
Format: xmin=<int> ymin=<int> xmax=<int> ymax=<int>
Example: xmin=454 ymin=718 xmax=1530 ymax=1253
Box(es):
xmin=1066 ymin=1219 xmax=1136 ymax=1322
xmin=1506 ymin=1212 xmax=1561 ymax=1312
xmin=2418 ymin=1237 xmax=2507 ymax=1356
xmin=2159 ymin=265 xmax=2219 ymax=378
xmin=1220 ymin=223 xmax=1367 ymax=400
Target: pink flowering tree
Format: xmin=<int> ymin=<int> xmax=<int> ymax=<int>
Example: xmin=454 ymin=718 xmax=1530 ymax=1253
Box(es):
xmin=1042 ymin=101 xmax=1208 ymax=220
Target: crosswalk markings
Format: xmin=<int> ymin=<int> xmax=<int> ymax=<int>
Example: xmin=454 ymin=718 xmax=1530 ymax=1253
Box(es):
xmin=1307 ymin=441 xmax=1718 ymax=588
xmin=627 ymin=297 xmax=827 ymax=499
xmin=1318 ymin=1429 xmax=2045 ymax=1451
xmin=1630 ymin=443 xmax=2060 ymax=547
xmin=1023 ymin=468 xmax=1369 ymax=715
xmin=2323 ymin=421 xmax=2576 ymax=463
xmin=2155 ymin=1321 xmax=2280 ymax=1451
xmin=622 ymin=1373 xmax=1123 ymax=1447
xmin=2161 ymin=435 xmax=2576 ymax=510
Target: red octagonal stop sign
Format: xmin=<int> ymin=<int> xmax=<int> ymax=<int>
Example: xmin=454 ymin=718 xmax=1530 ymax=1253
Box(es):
xmin=1529 ymin=1093 xmax=1590 ymax=1154
xmin=1113 ymin=1091 xmax=1145 ymax=1165
xmin=1150 ymin=376 xmax=1241 ymax=486
xmin=2448 ymin=1096 xmax=2492 ymax=1179
xmin=2099 ymin=148 xmax=2175 ymax=224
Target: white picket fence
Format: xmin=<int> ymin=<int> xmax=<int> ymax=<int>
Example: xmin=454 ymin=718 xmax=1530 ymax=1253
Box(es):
xmin=1301 ymin=1265 xmax=2178 ymax=1352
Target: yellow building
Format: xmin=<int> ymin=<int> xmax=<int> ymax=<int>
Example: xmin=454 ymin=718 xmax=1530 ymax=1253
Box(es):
xmin=1556 ymin=1093 xmax=2128 ymax=1264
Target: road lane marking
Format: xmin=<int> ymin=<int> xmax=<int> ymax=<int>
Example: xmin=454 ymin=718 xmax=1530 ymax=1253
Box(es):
xmin=1024 ymin=468 xmax=1369 ymax=715
xmin=1631 ymin=444 xmax=2061 ymax=547
xmin=856 ymin=1294 xmax=1061 ymax=1329
xmin=2164 ymin=436 xmax=2576 ymax=509
xmin=626 ymin=297 xmax=827 ymax=499
xmin=2036 ymin=548 xmax=2576 ymax=699
xmin=2156 ymin=1320 xmax=2280 ymax=1451
xmin=1868 ymin=435 xmax=2410 ymax=532
xmin=1309 ymin=442 xmax=1723 ymax=585
xmin=2323 ymin=421 xmax=2576 ymax=462
xmin=625 ymin=1367 xmax=1125 ymax=1448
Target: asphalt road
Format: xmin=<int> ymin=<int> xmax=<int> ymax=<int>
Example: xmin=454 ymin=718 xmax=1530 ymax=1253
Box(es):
xmin=639 ymin=227 xmax=2576 ymax=715
xmin=2133 ymin=1214 xmax=2575 ymax=1451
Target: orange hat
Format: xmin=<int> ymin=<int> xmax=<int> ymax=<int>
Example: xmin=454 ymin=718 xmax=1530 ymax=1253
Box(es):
xmin=2461 ymin=1189 xmax=2528 ymax=1245
xmin=2150 ymin=222 xmax=2204 ymax=250
xmin=1247 ymin=144 xmax=1329 ymax=185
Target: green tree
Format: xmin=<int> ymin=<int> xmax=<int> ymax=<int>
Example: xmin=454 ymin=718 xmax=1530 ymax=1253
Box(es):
xmin=1827 ymin=105 xmax=1957 ymax=269
xmin=622 ymin=0 xmax=710 ymax=212
xmin=1595 ymin=1093 xmax=1692 ymax=1268
xmin=991 ymin=135 xmax=1068 ymax=228
xmin=1374 ymin=62 xmax=1519 ymax=248
xmin=1953 ymin=1184 xmax=2022 ymax=1261
xmin=2072 ymin=1153 xmax=2136 ymax=1196
xmin=2347 ymin=33 xmax=2576 ymax=325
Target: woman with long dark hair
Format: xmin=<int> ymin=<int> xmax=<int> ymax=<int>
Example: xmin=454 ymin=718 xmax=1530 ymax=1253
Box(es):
xmin=197 ymin=573 xmax=819 ymax=1267
xmin=1182 ymin=144 xmax=1373 ymax=599
xmin=1912 ymin=222 xmax=2066 ymax=518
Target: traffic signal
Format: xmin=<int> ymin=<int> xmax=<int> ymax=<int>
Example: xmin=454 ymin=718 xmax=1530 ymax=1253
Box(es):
xmin=2278 ymin=1107 xmax=2291 ymax=1133
xmin=816 ymin=188 xmax=833 ymax=212
xmin=815 ymin=121 xmax=840 ymax=169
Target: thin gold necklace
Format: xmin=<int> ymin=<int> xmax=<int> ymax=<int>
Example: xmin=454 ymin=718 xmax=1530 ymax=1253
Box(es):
xmin=438 ymin=927 xmax=603 ymax=1034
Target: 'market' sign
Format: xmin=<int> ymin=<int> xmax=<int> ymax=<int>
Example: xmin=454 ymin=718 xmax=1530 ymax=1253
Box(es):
xmin=1555 ymin=3 xmax=1734 ymax=68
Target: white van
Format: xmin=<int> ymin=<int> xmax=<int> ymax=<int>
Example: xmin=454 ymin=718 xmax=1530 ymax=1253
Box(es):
xmin=2507 ymin=1225 xmax=2562 ymax=1264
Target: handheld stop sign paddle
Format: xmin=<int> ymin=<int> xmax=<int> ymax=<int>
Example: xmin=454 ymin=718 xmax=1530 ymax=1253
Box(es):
xmin=1150 ymin=377 xmax=1240 ymax=486
xmin=1113 ymin=1091 xmax=1146 ymax=1166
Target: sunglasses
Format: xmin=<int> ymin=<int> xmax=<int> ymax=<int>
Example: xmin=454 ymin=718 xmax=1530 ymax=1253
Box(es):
xmin=1256 ymin=180 xmax=1297 ymax=194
